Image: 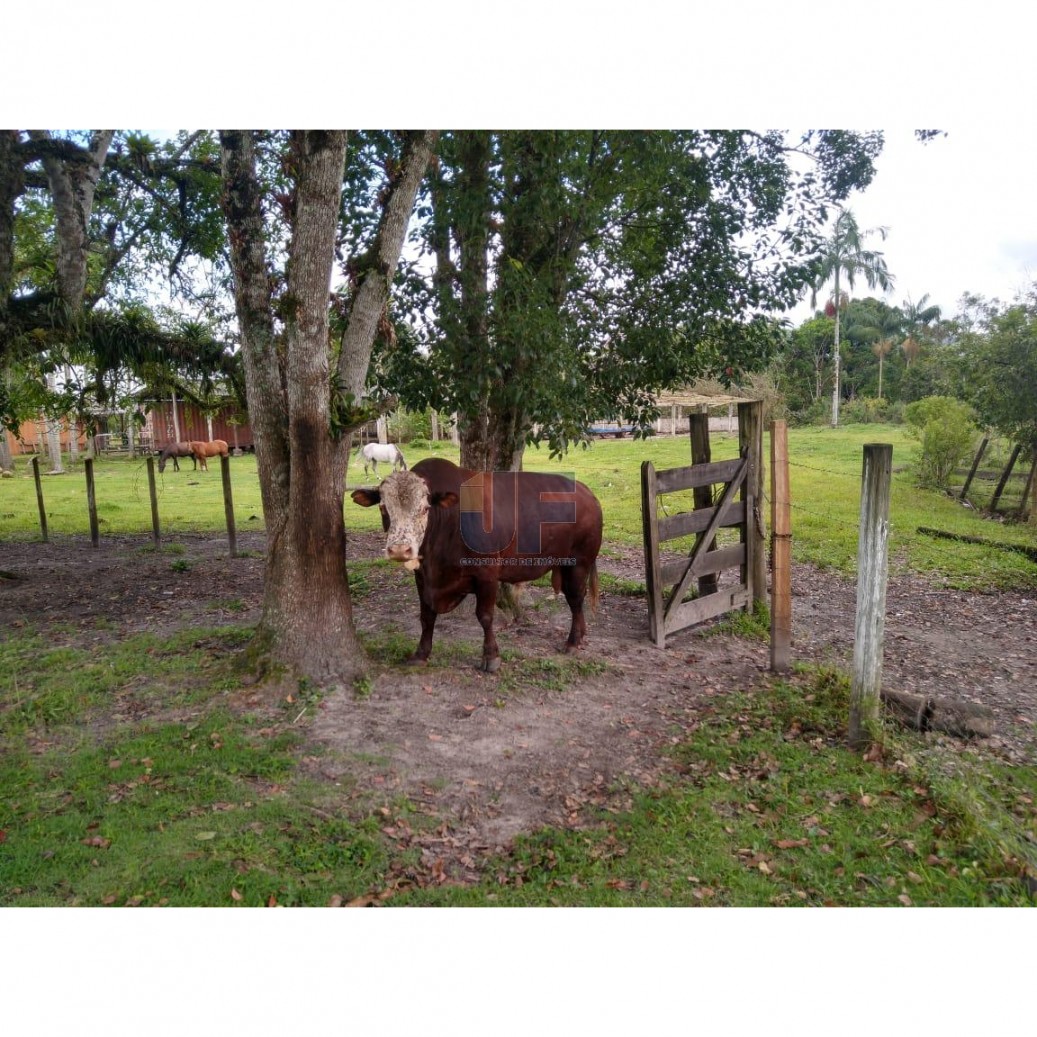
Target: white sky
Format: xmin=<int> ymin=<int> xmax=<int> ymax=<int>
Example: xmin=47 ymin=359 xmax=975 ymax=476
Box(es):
xmin=784 ymin=127 xmax=1037 ymax=323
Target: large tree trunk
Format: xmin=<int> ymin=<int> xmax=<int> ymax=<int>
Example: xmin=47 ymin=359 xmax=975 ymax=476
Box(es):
xmin=221 ymin=130 xmax=436 ymax=686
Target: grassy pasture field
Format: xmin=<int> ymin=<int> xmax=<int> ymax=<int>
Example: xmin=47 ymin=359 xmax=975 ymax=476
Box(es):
xmin=1 ymin=425 xmax=1036 ymax=908
xmin=3 ymin=424 xmax=1035 ymax=587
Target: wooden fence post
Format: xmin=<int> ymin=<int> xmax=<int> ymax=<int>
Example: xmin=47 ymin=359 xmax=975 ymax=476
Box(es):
xmin=32 ymin=456 xmax=48 ymax=542
xmin=959 ymin=436 xmax=989 ymax=500
xmin=85 ymin=458 xmax=99 ymax=548
xmin=640 ymin=460 xmax=664 ymax=647
xmin=850 ymin=443 xmax=893 ymax=750
xmin=737 ymin=401 xmax=766 ymax=607
xmin=146 ymin=456 xmax=161 ymax=547
xmin=769 ymin=420 xmax=792 ymax=672
xmin=220 ymin=454 xmax=237 ymax=558
xmin=990 ymin=444 xmax=1021 ymax=512
xmin=688 ymin=407 xmax=718 ymax=597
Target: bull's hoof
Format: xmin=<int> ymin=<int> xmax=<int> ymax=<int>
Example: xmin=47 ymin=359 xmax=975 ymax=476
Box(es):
xmin=477 ymin=657 xmax=501 ymax=674
xmin=563 ymin=641 xmax=583 ymax=654
xmin=405 ymin=655 xmax=430 ymax=667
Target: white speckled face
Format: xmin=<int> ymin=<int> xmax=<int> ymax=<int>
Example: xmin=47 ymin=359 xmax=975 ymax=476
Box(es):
xmin=378 ymin=471 xmax=430 ymax=566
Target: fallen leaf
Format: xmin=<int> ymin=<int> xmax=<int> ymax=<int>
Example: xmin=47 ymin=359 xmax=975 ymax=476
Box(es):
xmin=774 ymin=838 xmax=808 ymax=850
xmin=82 ymin=836 xmax=111 ymax=849
xmin=898 ymin=893 xmax=913 ymax=906
xmin=757 ymin=860 xmax=773 ymax=875
xmin=195 ymin=831 xmax=217 ymax=840
xmin=230 ymin=888 xmax=243 ymax=902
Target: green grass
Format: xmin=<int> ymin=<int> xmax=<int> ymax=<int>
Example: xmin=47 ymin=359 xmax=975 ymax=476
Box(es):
xmin=388 ymin=669 xmax=1037 ymax=906
xmin=2 ymin=425 xmax=1036 ymax=906
xmin=4 ymin=429 xmax=1034 ymax=588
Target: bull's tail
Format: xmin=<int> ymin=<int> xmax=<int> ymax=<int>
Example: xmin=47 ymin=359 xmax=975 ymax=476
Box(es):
xmin=588 ymin=561 xmax=599 ymax=614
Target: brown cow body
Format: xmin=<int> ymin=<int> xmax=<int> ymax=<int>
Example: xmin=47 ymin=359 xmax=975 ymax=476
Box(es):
xmin=190 ymin=439 xmax=229 ymax=471
xmin=352 ymin=457 xmax=603 ymax=672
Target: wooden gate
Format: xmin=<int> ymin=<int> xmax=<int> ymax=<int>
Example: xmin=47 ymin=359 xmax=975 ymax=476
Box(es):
xmin=641 ymin=453 xmax=756 ymax=647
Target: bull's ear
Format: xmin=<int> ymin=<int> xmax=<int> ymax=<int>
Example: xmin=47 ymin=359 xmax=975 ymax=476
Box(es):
xmin=430 ymin=491 xmax=459 ymax=509
xmin=351 ymin=488 xmax=381 ymax=507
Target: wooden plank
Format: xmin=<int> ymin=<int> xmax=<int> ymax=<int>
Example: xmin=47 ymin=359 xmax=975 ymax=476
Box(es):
xmin=849 ymin=443 xmax=893 ymax=750
xmin=85 ymin=458 xmax=99 ymax=548
xmin=147 ymin=456 xmax=161 ymax=547
xmin=654 ymin=457 xmax=744 ymax=495
xmin=665 ymin=585 xmax=750 ymax=635
xmin=658 ymin=500 xmax=747 ymax=541
xmin=990 ymin=444 xmax=1022 ymax=511
xmin=689 ymin=409 xmax=718 ymax=598
xmin=664 ymin=461 xmax=747 ymax=621
xmin=641 ymin=460 xmax=665 ymax=648
xmin=658 ymin=544 xmax=745 ymax=587
xmin=32 ymin=456 xmax=48 ymax=543
xmin=770 ymin=420 xmax=792 ymax=673
xmin=959 ymin=436 xmax=989 ymax=500
xmin=739 ymin=401 xmax=766 ymax=605
xmin=220 ymin=454 xmax=237 ymax=559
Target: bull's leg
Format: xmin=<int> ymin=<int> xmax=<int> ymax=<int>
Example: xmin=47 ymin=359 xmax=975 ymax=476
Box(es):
xmin=558 ymin=565 xmax=590 ymax=652
xmin=408 ymin=596 xmax=438 ymax=665
xmin=172 ymin=456 xmax=179 ymax=472
xmin=475 ymin=581 xmax=501 ymax=673
xmin=407 ymin=571 xmax=436 ymax=665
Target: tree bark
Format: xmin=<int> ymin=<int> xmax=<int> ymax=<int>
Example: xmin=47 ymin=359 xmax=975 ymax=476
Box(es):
xmin=28 ymin=131 xmax=114 ymax=310
xmin=221 ymin=130 xmax=436 ymax=685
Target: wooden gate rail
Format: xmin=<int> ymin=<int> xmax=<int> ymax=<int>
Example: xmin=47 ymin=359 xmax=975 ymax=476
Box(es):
xmin=641 ymin=454 xmax=753 ymax=648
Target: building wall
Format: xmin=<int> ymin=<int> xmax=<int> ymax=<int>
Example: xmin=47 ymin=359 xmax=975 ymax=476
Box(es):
xmin=143 ymin=400 xmax=254 ymax=451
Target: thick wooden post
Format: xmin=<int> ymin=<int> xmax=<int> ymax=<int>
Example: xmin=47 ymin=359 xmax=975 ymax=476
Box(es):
xmin=770 ymin=420 xmax=792 ymax=672
xmin=84 ymin=458 xmax=99 ymax=548
xmin=641 ymin=460 xmax=664 ymax=647
xmin=738 ymin=401 xmax=766 ymax=607
xmin=32 ymin=456 xmax=48 ymax=542
xmin=959 ymin=436 xmax=988 ymax=500
xmin=990 ymin=444 xmax=1021 ymax=512
xmin=850 ymin=443 xmax=893 ymax=749
xmin=688 ymin=407 xmax=718 ymax=597
xmin=146 ymin=456 xmax=161 ymax=547
xmin=220 ymin=455 xmax=237 ymax=559
xmin=1016 ymin=448 xmax=1037 ymax=521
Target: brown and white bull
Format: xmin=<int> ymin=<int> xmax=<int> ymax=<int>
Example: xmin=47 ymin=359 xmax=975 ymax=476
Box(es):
xmin=351 ymin=457 xmax=603 ymax=673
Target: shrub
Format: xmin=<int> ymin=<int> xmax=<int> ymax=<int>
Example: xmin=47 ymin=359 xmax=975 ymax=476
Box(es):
xmin=387 ymin=408 xmax=432 ymax=444
xmin=904 ymin=396 xmax=978 ymax=489
xmin=841 ymin=397 xmax=893 ymax=424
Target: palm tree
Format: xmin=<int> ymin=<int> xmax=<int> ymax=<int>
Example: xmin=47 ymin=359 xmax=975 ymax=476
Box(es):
xmin=810 ymin=209 xmax=895 ymax=426
xmin=872 ymin=338 xmax=894 ymax=399
xmin=900 ymin=293 xmax=942 ymax=368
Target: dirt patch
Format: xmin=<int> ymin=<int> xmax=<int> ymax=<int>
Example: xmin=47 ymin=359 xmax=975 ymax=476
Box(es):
xmin=2 ymin=531 xmax=1036 ymax=881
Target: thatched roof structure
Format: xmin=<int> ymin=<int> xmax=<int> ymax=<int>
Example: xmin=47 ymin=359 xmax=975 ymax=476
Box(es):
xmin=655 ymin=389 xmax=760 ymax=409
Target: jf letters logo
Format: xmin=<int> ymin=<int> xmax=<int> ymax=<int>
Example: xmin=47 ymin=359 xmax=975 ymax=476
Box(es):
xmin=459 ymin=471 xmax=576 ymax=557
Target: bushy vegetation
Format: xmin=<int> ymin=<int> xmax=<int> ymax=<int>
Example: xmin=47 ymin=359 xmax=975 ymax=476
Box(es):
xmin=904 ymin=396 xmax=979 ymax=489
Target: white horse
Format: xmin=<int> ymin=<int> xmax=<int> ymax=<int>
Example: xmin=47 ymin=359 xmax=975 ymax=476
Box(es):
xmin=356 ymin=442 xmax=407 ymax=477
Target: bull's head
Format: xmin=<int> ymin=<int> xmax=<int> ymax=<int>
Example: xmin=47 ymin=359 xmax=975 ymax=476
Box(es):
xmin=351 ymin=472 xmax=457 ymax=570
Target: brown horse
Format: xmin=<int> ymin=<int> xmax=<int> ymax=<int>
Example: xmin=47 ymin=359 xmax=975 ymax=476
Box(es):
xmin=190 ymin=439 xmax=229 ymax=471
xmin=157 ymin=442 xmax=198 ymax=474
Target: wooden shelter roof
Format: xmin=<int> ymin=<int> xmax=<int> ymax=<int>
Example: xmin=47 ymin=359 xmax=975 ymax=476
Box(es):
xmin=655 ymin=390 xmax=760 ymax=409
